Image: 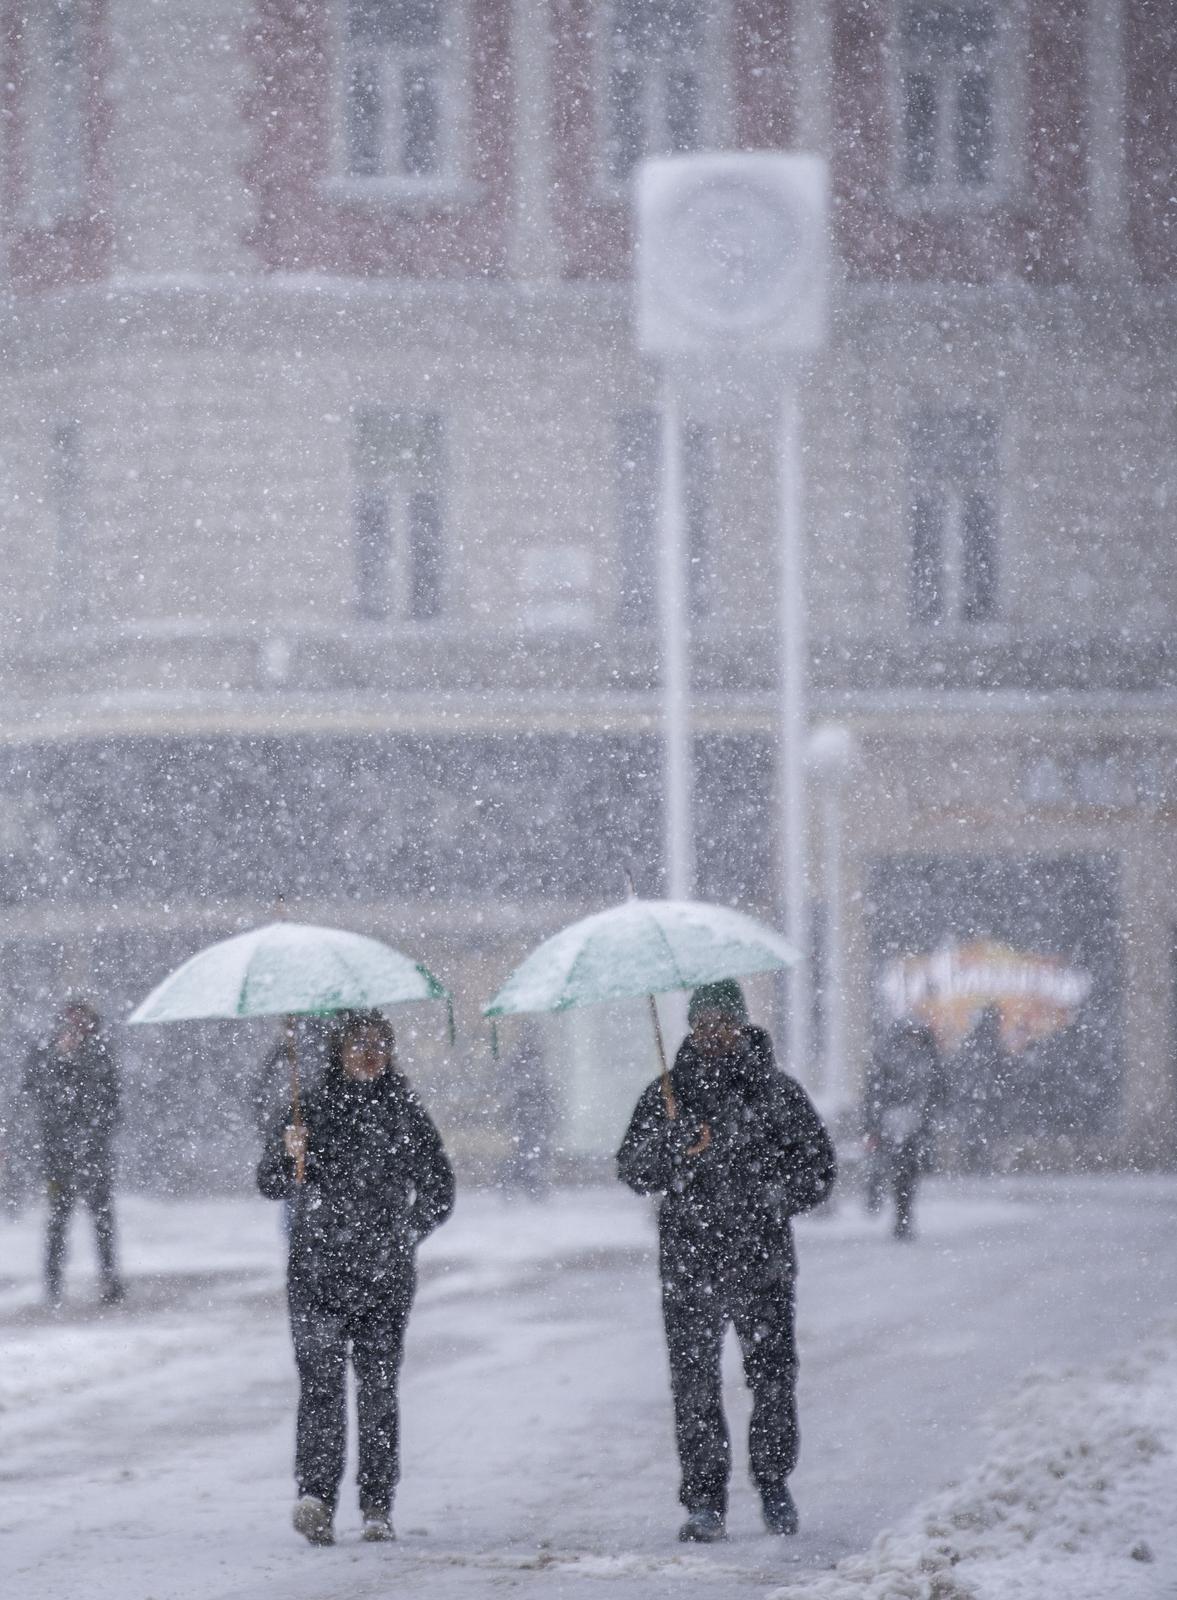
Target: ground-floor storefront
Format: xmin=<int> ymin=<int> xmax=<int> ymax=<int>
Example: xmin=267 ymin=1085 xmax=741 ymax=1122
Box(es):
xmin=1 ymin=701 xmax=1173 ymax=1187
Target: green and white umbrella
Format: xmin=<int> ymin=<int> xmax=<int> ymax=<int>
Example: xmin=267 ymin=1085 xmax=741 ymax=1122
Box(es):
xmin=484 ymin=897 xmax=799 ymax=1120
xmin=129 ymin=921 xmax=449 ymax=1024
xmin=130 ymin=921 xmax=451 ymax=1181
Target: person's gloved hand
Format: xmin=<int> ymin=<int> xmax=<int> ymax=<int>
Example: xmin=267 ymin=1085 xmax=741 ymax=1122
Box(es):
xmin=669 ymin=1119 xmax=713 ymax=1163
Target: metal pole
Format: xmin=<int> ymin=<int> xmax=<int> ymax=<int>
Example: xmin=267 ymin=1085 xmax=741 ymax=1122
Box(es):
xmin=777 ymin=385 xmax=810 ymax=1080
xmin=660 ymin=378 xmax=693 ymax=900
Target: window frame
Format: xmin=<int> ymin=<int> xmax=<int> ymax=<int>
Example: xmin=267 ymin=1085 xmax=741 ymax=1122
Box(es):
xmin=593 ymin=0 xmax=732 ymax=199
xmin=16 ymin=0 xmax=88 ymax=227
xmin=888 ymin=0 xmax=1023 ymax=212
xmin=352 ymin=407 xmax=447 ymax=625
xmin=327 ymin=0 xmax=471 ymax=200
xmin=906 ymin=406 xmax=1002 ymax=630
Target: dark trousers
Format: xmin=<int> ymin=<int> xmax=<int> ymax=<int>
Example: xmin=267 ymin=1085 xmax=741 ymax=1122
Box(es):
xmin=289 ymin=1272 xmax=414 ymax=1516
xmin=661 ymin=1251 xmax=799 ymax=1516
xmin=46 ymin=1174 xmax=118 ymax=1298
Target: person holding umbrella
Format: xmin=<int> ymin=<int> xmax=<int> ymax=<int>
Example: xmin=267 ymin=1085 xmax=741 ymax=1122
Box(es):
xmin=257 ymin=1008 xmax=454 ymax=1547
xmin=617 ymin=979 xmax=835 ymax=1544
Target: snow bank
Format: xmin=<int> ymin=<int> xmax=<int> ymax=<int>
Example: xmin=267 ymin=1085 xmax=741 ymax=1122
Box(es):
xmin=770 ymin=1329 xmax=1177 ymax=1600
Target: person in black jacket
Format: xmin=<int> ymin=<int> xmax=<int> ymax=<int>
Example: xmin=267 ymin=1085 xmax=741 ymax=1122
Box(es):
xmin=21 ymin=1000 xmax=123 ymax=1307
xmin=617 ymin=980 xmax=835 ymax=1544
xmin=863 ymin=1017 xmax=945 ymax=1239
xmin=257 ymin=1009 xmax=454 ymax=1548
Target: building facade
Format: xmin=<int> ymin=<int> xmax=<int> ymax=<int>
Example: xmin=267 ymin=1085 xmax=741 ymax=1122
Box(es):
xmin=0 ymin=0 xmax=1174 ymax=1180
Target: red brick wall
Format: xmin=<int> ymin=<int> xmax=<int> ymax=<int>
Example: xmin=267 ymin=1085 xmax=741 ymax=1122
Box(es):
xmin=830 ymin=0 xmax=1090 ymax=284
xmin=1125 ymin=0 xmax=1177 ymax=282
xmin=733 ymin=0 xmax=797 ymax=152
xmin=2 ymin=0 xmax=113 ymax=292
xmin=548 ymin=0 xmax=628 ymax=280
xmin=245 ymin=0 xmax=514 ymax=277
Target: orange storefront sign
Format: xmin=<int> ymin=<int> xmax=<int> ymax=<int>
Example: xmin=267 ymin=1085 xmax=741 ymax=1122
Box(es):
xmin=879 ymin=938 xmax=1093 ymax=1055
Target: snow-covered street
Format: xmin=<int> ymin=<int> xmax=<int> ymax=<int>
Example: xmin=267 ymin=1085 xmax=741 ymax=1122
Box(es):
xmin=3 ymin=1175 xmax=1175 ymax=1599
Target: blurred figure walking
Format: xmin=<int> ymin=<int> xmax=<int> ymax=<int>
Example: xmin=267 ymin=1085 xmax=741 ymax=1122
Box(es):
xmin=617 ymin=980 xmax=835 ymax=1544
xmin=21 ymin=1000 xmax=124 ymax=1306
xmin=863 ymin=1017 xmax=945 ymax=1239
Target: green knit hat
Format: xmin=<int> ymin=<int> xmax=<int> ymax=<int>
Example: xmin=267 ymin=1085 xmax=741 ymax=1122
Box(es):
xmin=687 ymin=979 xmax=748 ymax=1027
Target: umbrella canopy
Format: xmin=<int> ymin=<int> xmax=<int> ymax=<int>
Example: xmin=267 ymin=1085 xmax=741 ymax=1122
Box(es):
xmin=484 ymin=897 xmax=799 ymax=1019
xmin=128 ymin=921 xmax=449 ymax=1024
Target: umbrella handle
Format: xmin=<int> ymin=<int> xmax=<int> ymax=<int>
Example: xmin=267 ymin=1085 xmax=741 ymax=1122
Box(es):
xmin=648 ymin=994 xmax=678 ymax=1122
xmin=284 ymin=1018 xmax=306 ymax=1186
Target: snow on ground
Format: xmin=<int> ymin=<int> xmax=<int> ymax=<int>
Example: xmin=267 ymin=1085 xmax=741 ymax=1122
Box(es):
xmin=1 ymin=1176 xmax=1176 ymax=1598
xmin=769 ymin=1332 xmax=1177 ymax=1600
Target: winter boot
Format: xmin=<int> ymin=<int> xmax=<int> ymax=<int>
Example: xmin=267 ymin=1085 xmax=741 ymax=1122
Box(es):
xmin=678 ymin=1508 xmax=726 ymax=1543
xmin=361 ymin=1508 xmax=395 ymax=1543
xmin=762 ymin=1487 xmax=799 ymax=1535
xmin=292 ymin=1495 xmax=335 ymax=1547
xmin=100 ymin=1277 xmax=126 ymax=1305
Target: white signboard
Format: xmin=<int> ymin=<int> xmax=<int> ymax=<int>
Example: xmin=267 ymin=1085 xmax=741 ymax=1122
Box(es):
xmin=636 ymin=152 xmax=829 ymax=359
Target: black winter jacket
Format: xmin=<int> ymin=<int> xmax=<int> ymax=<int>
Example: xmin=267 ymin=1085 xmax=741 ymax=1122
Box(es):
xmin=863 ymin=1022 xmax=945 ymax=1148
xmin=21 ymin=1037 xmax=120 ymax=1188
xmin=617 ymin=1026 xmax=835 ymax=1277
xmin=257 ymin=1065 xmax=454 ymax=1312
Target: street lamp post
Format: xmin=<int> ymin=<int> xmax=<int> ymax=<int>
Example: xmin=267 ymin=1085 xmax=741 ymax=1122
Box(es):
xmin=807 ymin=722 xmax=857 ymax=1114
xmin=659 ymin=383 xmax=693 ymax=900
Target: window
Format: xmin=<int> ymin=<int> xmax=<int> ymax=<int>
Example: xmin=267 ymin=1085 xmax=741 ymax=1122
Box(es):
xmin=353 ymin=410 xmax=444 ymax=621
xmin=615 ymin=408 xmax=714 ymax=628
xmin=605 ymin=0 xmax=706 ymax=184
xmin=907 ymin=409 xmax=998 ymax=625
xmin=343 ymin=0 xmax=450 ymax=179
xmin=23 ymin=0 xmax=86 ymax=221
xmin=897 ymin=1 xmax=999 ymax=198
xmin=50 ymin=420 xmax=85 ymax=621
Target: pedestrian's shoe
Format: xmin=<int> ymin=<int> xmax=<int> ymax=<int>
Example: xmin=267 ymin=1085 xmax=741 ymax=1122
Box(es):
xmin=361 ymin=1508 xmax=395 ymax=1543
xmin=100 ymin=1277 xmax=126 ymax=1305
xmin=678 ymin=1508 xmax=726 ymax=1543
xmin=762 ymin=1488 xmax=799 ymax=1536
xmin=292 ymin=1495 xmax=335 ymax=1547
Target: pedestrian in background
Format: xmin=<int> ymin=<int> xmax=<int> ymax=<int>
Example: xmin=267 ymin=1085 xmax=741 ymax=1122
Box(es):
xmin=617 ymin=980 xmax=835 ymax=1544
xmin=21 ymin=1000 xmax=124 ymax=1307
xmin=258 ymin=1009 xmax=454 ymax=1548
xmin=496 ymin=1019 xmax=555 ymax=1198
xmin=954 ymin=1005 xmax=1007 ymax=1173
xmin=863 ymin=1017 xmax=945 ymax=1239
